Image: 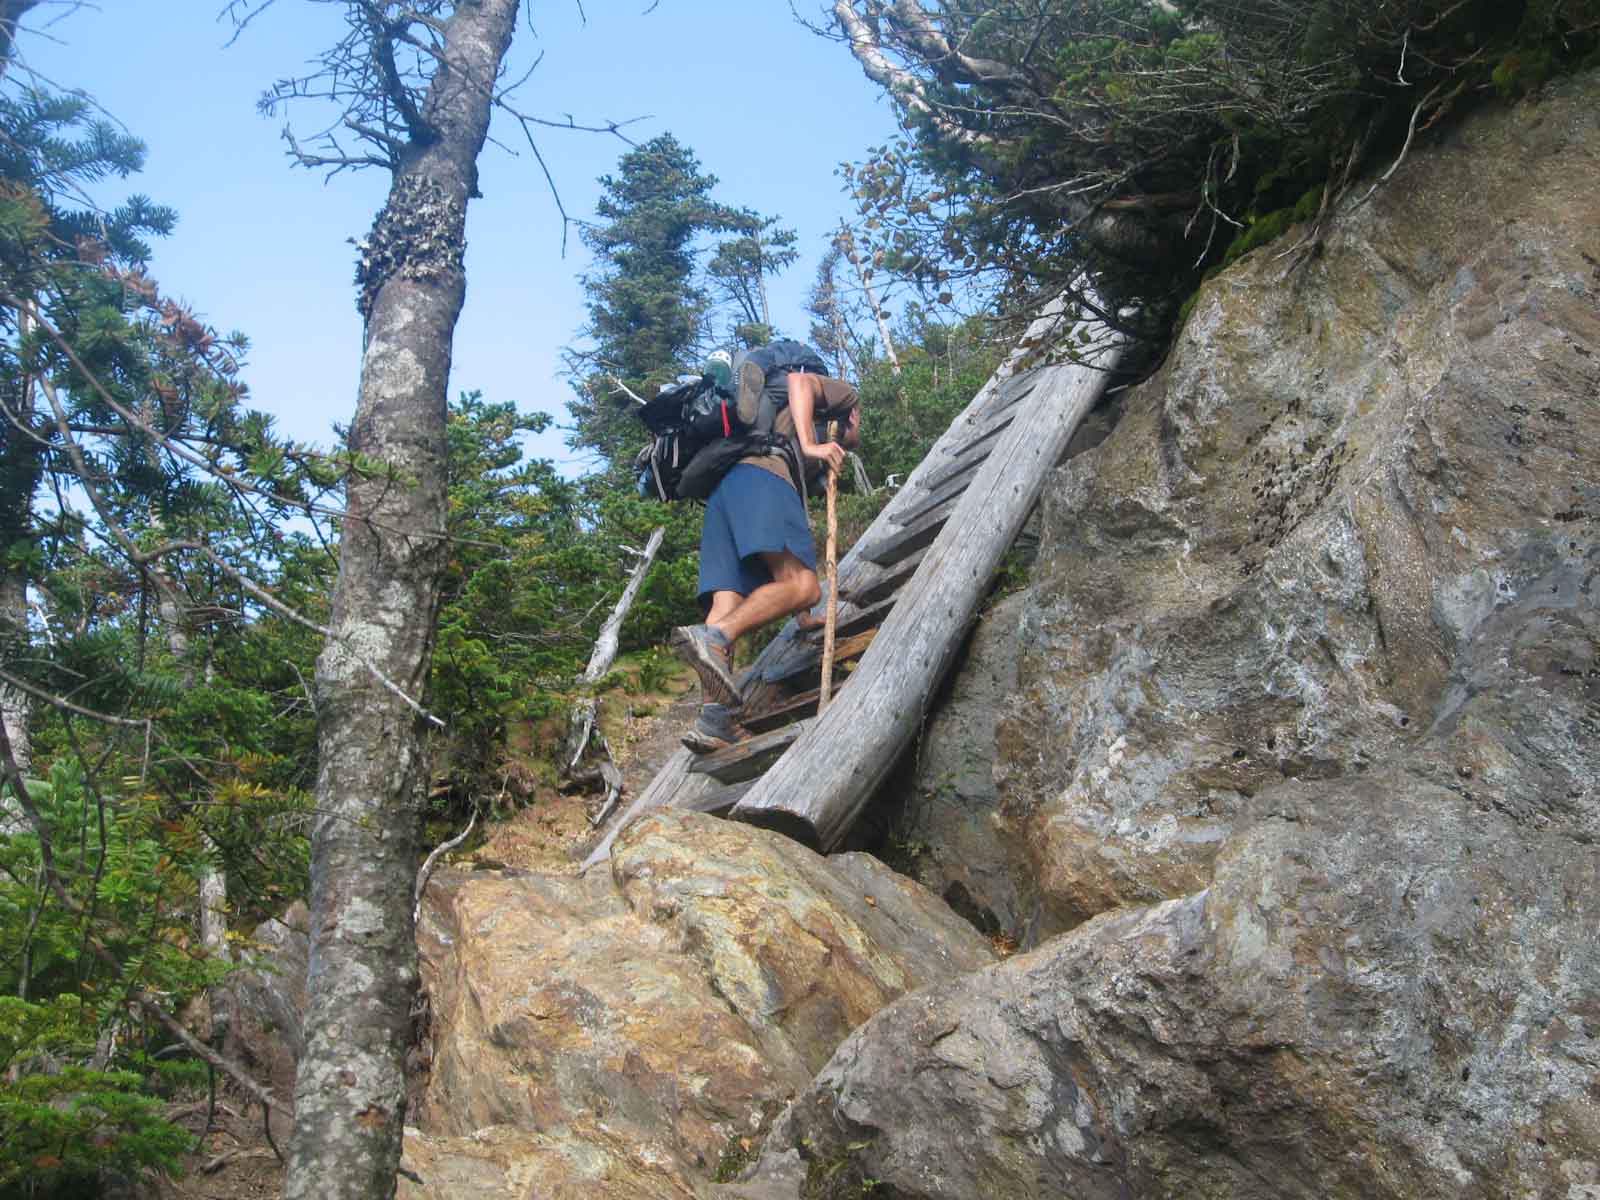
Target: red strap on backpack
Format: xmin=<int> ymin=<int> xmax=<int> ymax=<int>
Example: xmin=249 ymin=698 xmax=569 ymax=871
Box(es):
xmin=720 ymin=400 xmax=731 ymax=437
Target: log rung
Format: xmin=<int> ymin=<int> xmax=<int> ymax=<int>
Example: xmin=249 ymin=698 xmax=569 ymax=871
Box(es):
xmin=918 ymin=415 xmax=1012 ymax=492
xmin=861 ymin=499 xmax=957 ymax=566
xmin=687 ymin=721 xmax=812 ymax=783
xmin=891 ymin=461 xmax=981 ymax=528
xmin=679 ymin=779 xmax=756 ymax=815
xmin=765 ymin=629 xmax=876 ymax=688
xmin=798 ymin=596 xmax=897 ymax=644
xmin=841 ymin=549 xmax=927 ymax=607
xmin=742 ymin=688 xmax=821 ymax=733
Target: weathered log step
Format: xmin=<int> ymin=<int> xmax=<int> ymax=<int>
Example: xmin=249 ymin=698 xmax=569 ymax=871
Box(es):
xmin=681 ymin=779 xmax=756 ymax=815
xmin=799 ymin=596 xmax=897 ymax=644
xmin=687 ymin=721 xmax=811 ymax=783
xmin=890 ymin=460 xmax=982 ymax=528
xmin=841 ymin=549 xmax=927 ymax=607
xmin=743 ymin=688 xmax=822 ymax=733
xmin=765 ymin=629 xmax=875 ymax=688
xmin=917 ymin=413 xmax=1013 ymax=493
xmin=965 ymin=370 xmax=1037 ymax=428
xmin=860 ymin=498 xmax=957 ymax=567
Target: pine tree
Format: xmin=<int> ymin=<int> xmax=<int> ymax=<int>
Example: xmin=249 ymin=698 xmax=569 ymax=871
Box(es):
xmin=565 ymin=133 xmax=747 ymax=470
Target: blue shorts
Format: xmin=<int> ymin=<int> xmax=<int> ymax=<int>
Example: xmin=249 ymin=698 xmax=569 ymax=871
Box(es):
xmin=698 ymin=464 xmax=816 ymax=612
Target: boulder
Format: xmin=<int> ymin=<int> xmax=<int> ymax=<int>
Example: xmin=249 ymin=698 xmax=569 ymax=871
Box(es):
xmin=410 ymin=810 xmax=993 ymax=1192
xmin=739 ymin=759 xmax=1599 ymax=1199
xmin=994 ymin=69 xmax=1600 ymax=939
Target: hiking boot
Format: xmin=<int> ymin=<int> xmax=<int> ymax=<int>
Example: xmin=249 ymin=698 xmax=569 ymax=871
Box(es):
xmin=671 ymin=623 xmax=742 ymax=708
xmin=681 ymin=704 xmax=752 ymax=755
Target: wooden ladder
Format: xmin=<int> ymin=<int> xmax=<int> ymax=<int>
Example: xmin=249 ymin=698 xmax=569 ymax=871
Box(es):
xmin=584 ymin=301 xmax=1125 ymax=870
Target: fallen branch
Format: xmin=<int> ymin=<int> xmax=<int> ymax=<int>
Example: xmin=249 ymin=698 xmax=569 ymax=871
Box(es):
xmin=564 ymin=526 xmax=664 ymax=774
xmin=413 ymin=805 xmax=478 ymax=923
xmin=202 ymin=1147 xmax=278 ymax=1175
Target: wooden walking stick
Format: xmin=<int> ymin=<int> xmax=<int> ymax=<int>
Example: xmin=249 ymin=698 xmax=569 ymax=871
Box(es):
xmin=819 ymin=420 xmax=841 ymax=712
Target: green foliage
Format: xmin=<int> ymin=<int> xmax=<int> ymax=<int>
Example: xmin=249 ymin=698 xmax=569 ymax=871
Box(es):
xmin=0 ymin=1058 xmax=195 ymax=1195
xmin=0 ymin=767 xmax=210 ymax=1193
xmin=427 ymin=394 xmax=705 ymax=803
xmin=837 ymin=0 xmax=1600 ymax=333
xmin=625 ymin=647 xmax=678 ymax=696
xmin=853 ymin=321 xmax=999 ymax=487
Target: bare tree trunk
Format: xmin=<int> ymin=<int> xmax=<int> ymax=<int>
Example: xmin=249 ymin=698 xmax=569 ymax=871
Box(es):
xmin=0 ymin=568 xmax=29 ymax=780
xmin=285 ymin=4 xmax=520 ymax=1197
xmin=564 ymin=527 xmax=663 ymax=778
xmin=0 ymin=0 xmax=41 ymax=79
xmin=837 ymin=225 xmax=901 ymax=378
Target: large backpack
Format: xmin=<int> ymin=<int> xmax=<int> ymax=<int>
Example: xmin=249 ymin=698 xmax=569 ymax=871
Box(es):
xmin=729 ymin=339 xmax=829 ymax=430
xmin=633 ymin=341 xmax=833 ymax=503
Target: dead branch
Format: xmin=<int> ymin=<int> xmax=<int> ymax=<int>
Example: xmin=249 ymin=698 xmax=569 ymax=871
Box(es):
xmin=413 ymin=804 xmax=477 ymax=922
xmin=580 ymin=525 xmax=664 ymax=687
xmin=564 ymin=526 xmax=663 ymax=780
xmin=607 ymin=374 xmax=648 ymax=406
xmin=202 ymin=1147 xmax=278 ymax=1175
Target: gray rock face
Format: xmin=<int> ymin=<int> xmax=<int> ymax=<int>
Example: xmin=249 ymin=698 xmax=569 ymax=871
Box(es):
xmin=728 ymin=71 xmax=1600 ymax=1199
xmin=755 ymin=771 xmax=1599 ymax=1199
xmin=995 ymin=69 xmax=1600 ymax=939
xmin=888 ymin=589 xmax=1033 ymax=939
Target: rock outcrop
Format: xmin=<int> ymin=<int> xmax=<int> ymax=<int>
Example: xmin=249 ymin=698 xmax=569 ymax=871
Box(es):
xmin=992 ymin=67 xmax=1600 ymax=939
xmin=886 ymin=590 xmax=1032 ymax=939
xmin=727 ymin=69 xmax=1600 ymax=1198
xmin=401 ymin=810 xmax=993 ymax=1196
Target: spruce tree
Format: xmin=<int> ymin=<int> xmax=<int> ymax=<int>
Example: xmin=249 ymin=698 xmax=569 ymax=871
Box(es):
xmin=567 ymin=133 xmax=786 ymax=472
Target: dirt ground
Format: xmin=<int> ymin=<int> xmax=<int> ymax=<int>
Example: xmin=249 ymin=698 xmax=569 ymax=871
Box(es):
xmin=153 ymin=666 xmax=704 ymax=1198
xmin=154 ymin=1098 xmax=284 ymax=1200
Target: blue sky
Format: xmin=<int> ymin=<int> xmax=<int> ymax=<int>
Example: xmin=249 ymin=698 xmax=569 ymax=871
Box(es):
xmin=15 ymin=1 xmax=901 ymax=469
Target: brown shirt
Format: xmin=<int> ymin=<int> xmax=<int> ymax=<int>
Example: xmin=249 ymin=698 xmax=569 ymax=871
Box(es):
xmin=742 ymin=375 xmax=858 ymax=491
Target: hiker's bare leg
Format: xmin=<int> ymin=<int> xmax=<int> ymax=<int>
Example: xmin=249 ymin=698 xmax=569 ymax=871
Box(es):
xmin=708 ymin=551 xmax=820 ymax=645
xmin=705 ymin=590 xmax=743 ymax=629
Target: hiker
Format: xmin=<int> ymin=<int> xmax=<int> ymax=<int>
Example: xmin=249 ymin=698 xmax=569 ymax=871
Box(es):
xmin=671 ymin=353 xmax=860 ymax=754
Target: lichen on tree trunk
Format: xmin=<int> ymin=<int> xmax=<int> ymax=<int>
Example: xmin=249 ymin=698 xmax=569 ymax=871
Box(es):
xmin=284 ymin=4 xmax=522 ymax=1198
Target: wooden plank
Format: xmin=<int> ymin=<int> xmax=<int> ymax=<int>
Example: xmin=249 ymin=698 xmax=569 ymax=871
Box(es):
xmin=687 ymin=721 xmax=811 ymax=783
xmin=841 ymin=550 xmax=927 ymax=607
xmin=682 ymin=780 xmax=756 ymax=815
xmin=799 ymin=596 xmax=897 ymax=644
xmin=890 ymin=461 xmax=982 ymax=528
xmin=987 ymin=368 xmax=1041 ymax=412
xmin=917 ymin=416 xmax=1012 ymax=492
xmin=765 ymin=629 xmax=875 ymax=687
xmin=742 ymin=688 xmax=821 ymax=733
xmin=732 ymin=299 xmax=1127 ymax=851
xmin=860 ymin=499 xmax=958 ymax=567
